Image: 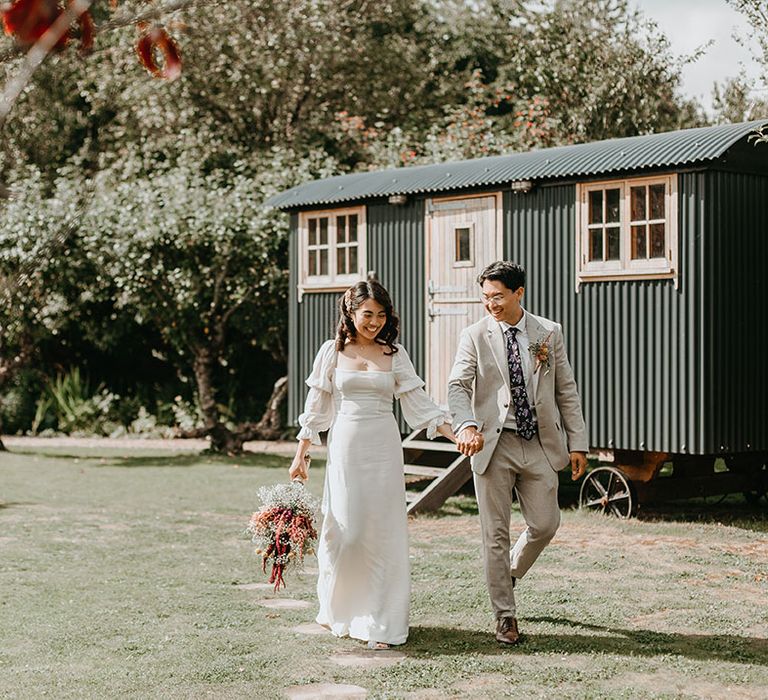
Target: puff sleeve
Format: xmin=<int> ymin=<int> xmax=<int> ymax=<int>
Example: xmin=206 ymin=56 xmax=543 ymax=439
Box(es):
xmin=296 ymin=340 xmax=337 ymax=445
xmin=393 ymin=345 xmax=451 ymax=439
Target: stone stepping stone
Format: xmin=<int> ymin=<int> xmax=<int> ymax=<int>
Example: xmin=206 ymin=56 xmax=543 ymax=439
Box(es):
xmin=291 ymin=623 xmax=329 ymax=635
xmin=258 ymin=598 xmax=312 ymax=610
xmin=285 ymin=683 xmax=367 ymax=699
xmin=234 ymin=582 xmax=274 ymax=591
xmin=329 ymin=649 xmax=406 ymax=668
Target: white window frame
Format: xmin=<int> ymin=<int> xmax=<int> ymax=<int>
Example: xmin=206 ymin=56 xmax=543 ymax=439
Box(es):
xmin=575 ymin=174 xmax=678 ymax=290
xmin=298 ymin=206 xmax=367 ymax=301
xmin=452 ymin=221 xmax=475 ymax=268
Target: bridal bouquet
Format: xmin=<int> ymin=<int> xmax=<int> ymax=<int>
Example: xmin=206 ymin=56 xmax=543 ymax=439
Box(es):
xmin=246 ymin=481 xmax=319 ymax=591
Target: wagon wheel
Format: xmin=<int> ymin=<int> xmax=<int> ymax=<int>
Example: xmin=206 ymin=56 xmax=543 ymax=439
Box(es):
xmin=579 ymin=466 xmax=637 ymax=518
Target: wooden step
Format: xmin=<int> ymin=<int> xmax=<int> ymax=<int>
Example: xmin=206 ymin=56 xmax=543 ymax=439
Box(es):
xmin=402 ymin=439 xmax=457 ymax=453
xmin=406 ymin=454 xmax=472 ymax=515
xmin=404 ymin=464 xmax=445 ymax=477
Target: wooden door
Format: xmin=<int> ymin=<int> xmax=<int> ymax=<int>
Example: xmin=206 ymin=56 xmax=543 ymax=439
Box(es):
xmin=426 ymin=194 xmax=501 ymax=407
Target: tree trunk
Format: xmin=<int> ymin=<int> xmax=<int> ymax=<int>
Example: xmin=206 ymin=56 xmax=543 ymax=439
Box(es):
xmin=224 ymin=376 xmax=288 ymax=453
xmin=252 ymin=376 xmax=287 ymax=438
xmin=191 ymin=343 xmax=236 ymax=454
xmin=190 ymin=343 xmax=289 ymax=455
xmin=0 ymin=401 xmax=6 ymax=451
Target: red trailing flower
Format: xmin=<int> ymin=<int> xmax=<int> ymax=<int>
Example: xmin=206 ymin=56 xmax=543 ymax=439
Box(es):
xmin=136 ymin=23 xmax=182 ymax=80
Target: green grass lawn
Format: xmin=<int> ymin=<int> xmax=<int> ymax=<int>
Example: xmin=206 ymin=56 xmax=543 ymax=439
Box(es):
xmin=1 ymin=446 xmax=767 ymax=699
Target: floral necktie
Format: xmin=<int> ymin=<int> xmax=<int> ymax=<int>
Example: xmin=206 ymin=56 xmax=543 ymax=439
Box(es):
xmin=505 ymin=327 xmax=536 ymax=440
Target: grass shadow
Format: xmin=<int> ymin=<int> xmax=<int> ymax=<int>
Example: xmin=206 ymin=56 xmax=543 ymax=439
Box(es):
xmin=636 ymin=497 xmax=768 ymax=533
xmin=0 ymin=501 xmax=34 ymax=510
xmin=408 ymin=618 xmax=768 ymax=666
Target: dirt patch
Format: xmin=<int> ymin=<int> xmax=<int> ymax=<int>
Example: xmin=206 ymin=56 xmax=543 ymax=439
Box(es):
xmin=234 ymin=582 xmax=275 ymax=591
xmin=291 ymin=623 xmax=329 ymax=635
xmin=408 ymin=515 xmax=480 ymax=542
xmin=606 ymin=670 xmax=768 ymax=699
xmin=405 ymin=673 xmax=508 ymax=698
xmin=329 ymin=649 xmax=406 ymax=668
xmin=285 ymin=683 xmax=367 ymax=699
xmin=257 ymin=599 xmax=312 ymax=610
xmin=551 ymin=522 xmax=768 ymax=563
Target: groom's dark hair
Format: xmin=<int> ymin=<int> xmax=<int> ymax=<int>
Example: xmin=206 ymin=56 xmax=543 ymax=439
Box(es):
xmin=478 ymin=261 xmax=526 ymax=292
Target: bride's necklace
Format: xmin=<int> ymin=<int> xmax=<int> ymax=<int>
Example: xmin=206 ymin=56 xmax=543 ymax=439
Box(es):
xmin=354 ymin=341 xmax=381 ymax=368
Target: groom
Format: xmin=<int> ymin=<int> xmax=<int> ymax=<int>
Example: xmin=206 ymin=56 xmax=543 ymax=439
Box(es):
xmin=448 ymin=261 xmax=588 ymax=645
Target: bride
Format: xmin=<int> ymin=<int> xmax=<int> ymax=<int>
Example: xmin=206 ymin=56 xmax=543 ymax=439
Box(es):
xmin=289 ymin=280 xmax=455 ymax=648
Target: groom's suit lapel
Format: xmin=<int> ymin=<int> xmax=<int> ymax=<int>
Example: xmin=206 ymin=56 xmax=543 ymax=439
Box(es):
xmin=485 ymin=316 xmax=510 ymax=399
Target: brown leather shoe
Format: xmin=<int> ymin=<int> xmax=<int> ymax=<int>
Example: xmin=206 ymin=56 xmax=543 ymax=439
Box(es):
xmin=495 ymin=616 xmax=520 ymax=645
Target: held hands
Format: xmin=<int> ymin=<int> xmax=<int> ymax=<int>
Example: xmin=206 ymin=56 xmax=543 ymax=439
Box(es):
xmin=570 ymin=451 xmax=588 ymax=481
xmin=456 ymin=426 xmax=484 ymax=457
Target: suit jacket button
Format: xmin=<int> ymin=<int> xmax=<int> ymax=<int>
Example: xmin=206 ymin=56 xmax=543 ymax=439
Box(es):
xmin=496 ymin=428 xmax=501 ymax=433
xmin=504 ymin=403 xmax=509 ymax=408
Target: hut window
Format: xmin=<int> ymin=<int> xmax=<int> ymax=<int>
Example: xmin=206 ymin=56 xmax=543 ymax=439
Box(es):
xmin=298 ymin=206 xmax=366 ymax=298
xmin=454 ymin=224 xmax=474 ymax=266
xmin=576 ymin=174 xmax=678 ymax=289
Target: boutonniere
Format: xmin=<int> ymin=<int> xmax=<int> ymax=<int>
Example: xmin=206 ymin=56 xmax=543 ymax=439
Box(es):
xmin=529 ymin=331 xmax=554 ymax=375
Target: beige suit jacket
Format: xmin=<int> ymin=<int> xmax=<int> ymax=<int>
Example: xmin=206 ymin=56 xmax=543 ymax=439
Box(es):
xmin=448 ymin=311 xmax=588 ymax=475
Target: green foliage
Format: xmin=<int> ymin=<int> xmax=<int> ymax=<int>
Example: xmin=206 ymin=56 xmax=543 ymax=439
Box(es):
xmin=726 ymin=1 xmax=768 ymax=143
xmin=0 ymin=369 xmax=44 ymax=433
xmin=728 ymin=1 xmax=768 ymax=85
xmin=34 ymin=367 xmax=122 ymax=435
xmin=712 ymin=76 xmax=768 ymax=124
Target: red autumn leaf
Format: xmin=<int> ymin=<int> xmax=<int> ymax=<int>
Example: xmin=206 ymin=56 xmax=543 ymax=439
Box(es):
xmin=136 ymin=25 xmax=182 ymax=80
xmin=2 ymin=0 xmax=64 ymax=47
xmin=3 ymin=0 xmax=93 ymax=52
xmin=77 ymin=8 xmax=93 ymax=54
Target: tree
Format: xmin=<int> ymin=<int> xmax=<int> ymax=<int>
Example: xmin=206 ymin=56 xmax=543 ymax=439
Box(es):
xmin=493 ymin=0 xmax=704 ymax=142
xmin=712 ymin=76 xmax=768 ymax=124
xmin=74 ymin=148 xmax=336 ymax=453
xmin=727 ymin=1 xmax=768 ymax=142
xmin=0 ymin=168 xmax=84 ymax=449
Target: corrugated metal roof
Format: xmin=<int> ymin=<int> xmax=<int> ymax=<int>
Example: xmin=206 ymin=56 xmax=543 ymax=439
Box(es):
xmin=267 ymin=120 xmax=768 ymax=210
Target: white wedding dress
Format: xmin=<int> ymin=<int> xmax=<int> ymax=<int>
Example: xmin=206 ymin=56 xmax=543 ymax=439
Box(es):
xmin=297 ymin=340 xmax=448 ymax=645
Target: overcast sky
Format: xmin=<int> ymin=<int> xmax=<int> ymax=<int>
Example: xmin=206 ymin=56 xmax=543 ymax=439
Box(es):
xmin=631 ymin=0 xmax=764 ymax=114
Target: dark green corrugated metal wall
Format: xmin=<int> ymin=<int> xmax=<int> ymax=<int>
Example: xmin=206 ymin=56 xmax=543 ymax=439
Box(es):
xmin=708 ymin=171 xmax=768 ymax=454
xmin=504 ymin=171 xmax=768 ymax=455
xmin=288 ymin=200 xmax=426 ymax=432
xmin=505 ymin=175 xmax=710 ymax=455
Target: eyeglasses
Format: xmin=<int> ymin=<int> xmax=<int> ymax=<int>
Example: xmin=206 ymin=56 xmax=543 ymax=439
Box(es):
xmin=481 ymin=294 xmax=507 ymax=305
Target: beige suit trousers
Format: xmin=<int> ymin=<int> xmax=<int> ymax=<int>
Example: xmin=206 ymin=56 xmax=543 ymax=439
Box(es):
xmin=473 ymin=429 xmax=561 ymax=619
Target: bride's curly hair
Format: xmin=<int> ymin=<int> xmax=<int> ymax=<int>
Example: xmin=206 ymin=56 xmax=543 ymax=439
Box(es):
xmin=335 ymin=280 xmax=400 ymax=355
